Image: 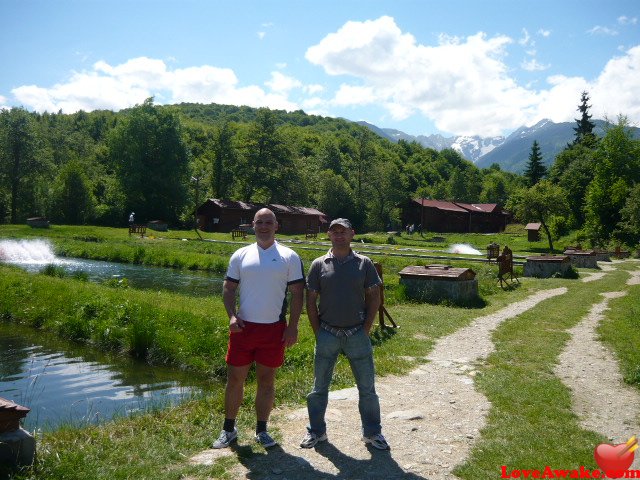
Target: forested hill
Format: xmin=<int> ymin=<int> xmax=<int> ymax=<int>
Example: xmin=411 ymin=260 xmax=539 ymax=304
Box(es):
xmin=0 ymin=100 xmax=524 ymax=231
xmin=2 ymin=99 xmax=638 ymax=248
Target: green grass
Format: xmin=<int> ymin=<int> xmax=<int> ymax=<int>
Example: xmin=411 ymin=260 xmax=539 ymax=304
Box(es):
xmin=597 ymin=265 xmax=640 ymax=387
xmin=2 ymin=224 xmax=639 ymax=479
xmin=455 ymin=267 xmax=635 ymax=478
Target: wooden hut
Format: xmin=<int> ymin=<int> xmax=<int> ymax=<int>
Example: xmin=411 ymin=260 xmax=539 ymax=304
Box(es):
xmin=399 ymin=198 xmax=509 ymax=233
xmin=195 ymin=199 xmax=328 ymax=234
xmin=525 ymin=223 xmax=542 ymax=241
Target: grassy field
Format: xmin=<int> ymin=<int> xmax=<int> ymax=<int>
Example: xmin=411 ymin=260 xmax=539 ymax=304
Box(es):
xmin=0 ymin=225 xmax=638 ymax=479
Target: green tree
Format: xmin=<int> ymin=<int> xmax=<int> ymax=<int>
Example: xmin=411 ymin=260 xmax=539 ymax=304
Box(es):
xmin=523 ymin=140 xmax=547 ymax=187
xmin=239 ymin=108 xmax=294 ymax=202
xmin=316 ymin=170 xmax=357 ymax=220
xmin=480 ymin=171 xmax=508 ymax=205
xmin=584 ymin=118 xmax=640 ymax=245
xmin=507 ymin=180 xmax=569 ymax=252
xmin=0 ymin=108 xmax=44 ymax=223
xmin=212 ymin=121 xmax=236 ymax=199
xmin=615 ymin=183 xmax=640 ymax=247
xmin=572 ymin=91 xmax=597 ymax=147
xmin=550 ymin=144 xmax=596 ymax=227
xmin=108 ymin=99 xmax=189 ymax=224
xmin=448 ymin=169 xmax=467 ymax=201
xmin=50 ymin=161 xmax=95 ymax=224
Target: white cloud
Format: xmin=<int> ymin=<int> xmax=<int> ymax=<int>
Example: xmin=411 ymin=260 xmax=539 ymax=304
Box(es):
xmin=587 ymin=25 xmax=618 ymax=36
xmin=257 ymin=31 xmax=266 ymax=39
xmin=618 ymin=16 xmax=638 ymax=26
xmin=537 ymin=29 xmax=551 ymax=37
xmin=10 ymin=56 xmax=301 ymax=113
xmin=521 ymin=58 xmax=550 ymax=72
xmin=265 ymin=71 xmax=302 ymax=93
xmin=333 ymin=84 xmax=376 ymax=107
xmin=518 ymin=28 xmax=531 ymax=46
xmin=532 ymin=46 xmax=640 ymax=125
xmin=306 ymin=16 xmax=536 ymax=136
xmin=303 ymin=84 xmax=324 ymax=94
xmin=305 ymin=16 xmax=640 ymax=136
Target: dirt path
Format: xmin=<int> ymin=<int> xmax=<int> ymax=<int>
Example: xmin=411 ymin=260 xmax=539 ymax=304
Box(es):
xmin=189 ymin=261 xmax=640 ymax=479
xmin=555 ymin=268 xmax=640 ymax=470
xmin=190 ymin=287 xmax=567 ymax=479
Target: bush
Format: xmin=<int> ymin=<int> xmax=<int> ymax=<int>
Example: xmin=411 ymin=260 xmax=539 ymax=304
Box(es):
xmin=41 ymin=264 xmax=66 ymax=278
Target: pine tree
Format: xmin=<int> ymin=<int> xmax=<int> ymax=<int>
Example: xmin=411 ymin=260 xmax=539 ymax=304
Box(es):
xmin=523 ymin=140 xmax=547 ymax=187
xmin=573 ymin=91 xmax=597 ymax=146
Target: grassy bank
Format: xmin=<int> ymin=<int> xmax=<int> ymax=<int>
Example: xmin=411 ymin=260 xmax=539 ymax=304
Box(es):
xmin=2 ymin=224 xmax=638 ymax=479
xmin=455 ymin=264 xmax=640 ymax=478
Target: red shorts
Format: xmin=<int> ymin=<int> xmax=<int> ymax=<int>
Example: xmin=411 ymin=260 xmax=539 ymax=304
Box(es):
xmin=226 ymin=320 xmax=286 ymax=368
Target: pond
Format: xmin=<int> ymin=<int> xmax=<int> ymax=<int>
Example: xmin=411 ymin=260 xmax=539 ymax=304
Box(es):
xmin=0 ymin=239 xmax=224 ymax=431
xmin=0 ymin=321 xmax=219 ymax=432
xmin=0 ymin=239 xmax=224 ymax=297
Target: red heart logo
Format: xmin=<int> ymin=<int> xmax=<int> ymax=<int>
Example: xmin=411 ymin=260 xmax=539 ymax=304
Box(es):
xmin=593 ymin=443 xmax=635 ymax=478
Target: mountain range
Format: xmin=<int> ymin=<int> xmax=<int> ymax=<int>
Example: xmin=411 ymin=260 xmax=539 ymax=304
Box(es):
xmin=357 ymin=119 xmax=640 ymax=173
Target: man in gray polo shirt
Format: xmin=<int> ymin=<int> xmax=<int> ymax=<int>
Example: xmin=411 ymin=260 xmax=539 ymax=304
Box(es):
xmin=300 ymin=218 xmax=390 ymax=450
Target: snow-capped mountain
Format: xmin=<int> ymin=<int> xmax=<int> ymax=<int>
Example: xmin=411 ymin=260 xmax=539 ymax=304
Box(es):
xmin=357 ymin=119 xmax=640 ymax=173
xmin=356 ymin=121 xmax=504 ymax=163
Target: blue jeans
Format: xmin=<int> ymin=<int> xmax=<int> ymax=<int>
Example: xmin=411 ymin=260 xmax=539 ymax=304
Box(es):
xmin=306 ymin=328 xmax=381 ymax=436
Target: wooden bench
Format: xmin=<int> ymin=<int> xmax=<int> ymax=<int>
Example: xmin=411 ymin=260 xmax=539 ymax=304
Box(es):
xmin=497 ymin=245 xmax=519 ymax=288
xmin=231 ymin=229 xmax=247 ymax=240
xmin=128 ymin=224 xmax=146 ymax=237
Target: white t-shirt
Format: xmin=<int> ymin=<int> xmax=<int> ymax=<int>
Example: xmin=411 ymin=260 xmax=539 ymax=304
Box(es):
xmin=225 ymin=241 xmax=304 ymax=324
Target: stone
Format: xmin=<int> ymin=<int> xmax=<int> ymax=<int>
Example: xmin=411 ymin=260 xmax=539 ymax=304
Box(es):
xmin=0 ymin=427 xmax=36 ymax=467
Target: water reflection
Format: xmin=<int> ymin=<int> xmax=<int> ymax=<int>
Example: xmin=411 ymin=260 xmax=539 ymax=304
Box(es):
xmin=0 ymin=322 xmax=217 ymax=431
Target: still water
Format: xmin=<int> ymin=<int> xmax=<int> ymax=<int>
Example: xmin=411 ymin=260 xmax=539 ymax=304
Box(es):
xmin=0 ymin=322 xmax=218 ymax=432
xmin=0 ymin=239 xmax=222 ymax=431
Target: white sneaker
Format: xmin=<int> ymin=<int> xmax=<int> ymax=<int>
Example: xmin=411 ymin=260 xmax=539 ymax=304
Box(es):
xmin=212 ymin=428 xmax=237 ymax=449
xmin=300 ymin=431 xmax=328 ymax=448
xmin=363 ymin=433 xmax=390 ymax=450
xmin=255 ymin=431 xmax=277 ymax=448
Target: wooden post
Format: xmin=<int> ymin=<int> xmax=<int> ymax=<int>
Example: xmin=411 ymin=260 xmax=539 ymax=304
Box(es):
xmin=374 ymin=263 xmax=398 ymax=329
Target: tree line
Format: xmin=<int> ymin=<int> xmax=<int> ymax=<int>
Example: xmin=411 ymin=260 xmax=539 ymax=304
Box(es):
xmin=0 ymin=94 xmax=638 ymax=249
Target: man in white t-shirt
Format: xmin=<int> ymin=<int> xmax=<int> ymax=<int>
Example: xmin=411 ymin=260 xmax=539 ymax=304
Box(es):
xmin=212 ymin=208 xmax=305 ymax=449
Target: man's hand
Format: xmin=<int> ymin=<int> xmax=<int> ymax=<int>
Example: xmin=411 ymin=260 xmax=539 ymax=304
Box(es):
xmin=229 ymin=314 xmax=245 ymax=333
xmin=282 ymin=323 xmax=299 ymax=348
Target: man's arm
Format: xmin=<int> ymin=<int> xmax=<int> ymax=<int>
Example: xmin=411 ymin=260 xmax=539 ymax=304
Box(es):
xmin=282 ymin=281 xmax=304 ymax=347
xmin=363 ymin=285 xmax=381 ymax=335
xmin=222 ymin=279 xmax=244 ymax=332
xmin=306 ymin=289 xmax=321 ymax=335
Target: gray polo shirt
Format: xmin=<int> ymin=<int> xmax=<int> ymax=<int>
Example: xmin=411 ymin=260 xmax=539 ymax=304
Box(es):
xmin=307 ymin=249 xmax=382 ymax=328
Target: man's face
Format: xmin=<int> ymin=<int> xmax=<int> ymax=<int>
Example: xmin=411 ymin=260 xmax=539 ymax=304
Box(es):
xmin=328 ymin=225 xmax=354 ymax=248
xmin=253 ymin=210 xmax=278 ymax=242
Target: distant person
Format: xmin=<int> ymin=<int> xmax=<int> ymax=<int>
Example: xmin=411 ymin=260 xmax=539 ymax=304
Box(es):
xmin=212 ymin=208 xmax=305 ymax=449
xmin=300 ymin=218 xmax=389 ymax=450
xmin=128 ymin=212 xmax=135 ymax=226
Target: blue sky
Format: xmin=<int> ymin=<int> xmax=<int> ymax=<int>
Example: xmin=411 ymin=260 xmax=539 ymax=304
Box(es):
xmin=1 ymin=0 xmax=639 ymax=137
